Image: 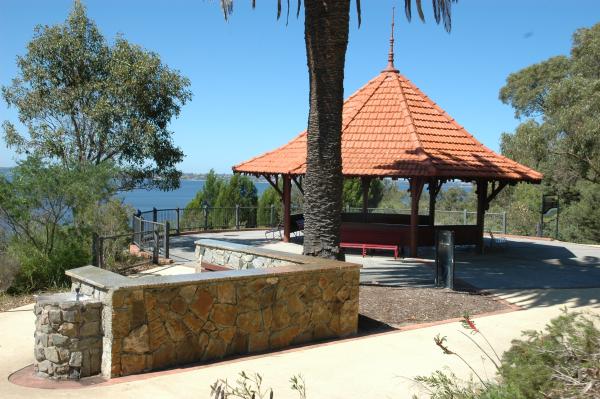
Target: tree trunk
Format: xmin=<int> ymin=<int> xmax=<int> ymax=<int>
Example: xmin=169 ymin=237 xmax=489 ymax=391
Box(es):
xmin=302 ymin=0 xmax=350 ymax=259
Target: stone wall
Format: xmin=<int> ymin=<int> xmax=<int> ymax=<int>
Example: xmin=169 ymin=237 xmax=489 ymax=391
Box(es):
xmin=33 ymin=293 xmax=103 ymax=379
xmin=66 ymin=239 xmax=361 ymax=379
xmin=196 ymin=245 xmax=295 ymax=270
xmin=108 ymin=267 xmax=359 ymax=377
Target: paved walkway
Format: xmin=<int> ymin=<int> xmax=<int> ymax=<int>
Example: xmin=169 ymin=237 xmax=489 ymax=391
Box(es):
xmin=168 ymin=230 xmax=600 ymax=290
xmin=2 ymin=232 xmax=599 ymax=398
xmin=2 ymin=288 xmax=599 ymax=398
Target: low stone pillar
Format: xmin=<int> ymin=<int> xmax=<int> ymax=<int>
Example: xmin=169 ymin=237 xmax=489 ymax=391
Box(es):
xmin=34 ymin=293 xmax=103 ymax=379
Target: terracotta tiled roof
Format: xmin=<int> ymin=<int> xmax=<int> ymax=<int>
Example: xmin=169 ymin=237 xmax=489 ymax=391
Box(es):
xmin=233 ymin=69 xmax=543 ymax=183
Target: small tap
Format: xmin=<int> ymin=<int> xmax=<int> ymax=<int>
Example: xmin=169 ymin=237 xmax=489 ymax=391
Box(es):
xmin=75 ymin=287 xmax=81 ymax=301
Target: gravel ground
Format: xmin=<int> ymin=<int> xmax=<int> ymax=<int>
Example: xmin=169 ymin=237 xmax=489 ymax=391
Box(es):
xmin=359 ymin=285 xmax=509 ymax=330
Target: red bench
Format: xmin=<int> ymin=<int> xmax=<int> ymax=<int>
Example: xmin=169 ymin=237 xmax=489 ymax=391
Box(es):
xmin=340 ymin=242 xmax=399 ymax=258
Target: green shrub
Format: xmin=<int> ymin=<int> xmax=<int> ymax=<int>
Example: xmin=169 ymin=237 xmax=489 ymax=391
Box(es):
xmin=416 ymin=310 xmax=600 ymax=399
xmin=7 ymin=229 xmax=90 ymax=293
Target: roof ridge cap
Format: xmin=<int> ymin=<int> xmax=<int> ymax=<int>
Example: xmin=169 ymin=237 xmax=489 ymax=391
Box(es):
xmin=393 ymin=73 xmax=437 ymax=174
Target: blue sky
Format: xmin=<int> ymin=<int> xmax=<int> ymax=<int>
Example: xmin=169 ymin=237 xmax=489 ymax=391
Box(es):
xmin=1 ymin=0 xmax=599 ymax=173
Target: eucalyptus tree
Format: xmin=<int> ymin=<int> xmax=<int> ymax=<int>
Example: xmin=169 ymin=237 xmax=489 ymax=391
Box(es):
xmin=2 ymin=1 xmax=192 ymax=191
xmin=221 ymin=0 xmax=458 ymax=258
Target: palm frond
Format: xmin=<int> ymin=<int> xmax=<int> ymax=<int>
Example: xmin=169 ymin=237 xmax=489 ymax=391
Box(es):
xmin=277 ymin=0 xmax=281 ymax=20
xmin=432 ymin=0 xmax=458 ymax=32
xmin=416 ymin=0 xmax=425 ymax=21
xmin=404 ymin=0 xmax=458 ymax=32
xmin=356 ymin=0 xmax=362 ymax=27
xmin=221 ymin=0 xmax=233 ymax=20
xmin=296 ymin=0 xmax=301 ymax=18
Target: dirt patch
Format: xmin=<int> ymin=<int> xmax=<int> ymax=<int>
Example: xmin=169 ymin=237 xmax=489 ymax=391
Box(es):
xmin=0 ymin=292 xmax=35 ymax=312
xmin=0 ymin=288 xmax=71 ymax=312
xmin=358 ymin=285 xmax=510 ymax=331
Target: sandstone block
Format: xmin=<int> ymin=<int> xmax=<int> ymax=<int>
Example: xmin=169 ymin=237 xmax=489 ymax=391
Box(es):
xmin=217 ymin=284 xmax=236 ymax=304
xmin=237 ymin=311 xmax=263 ymax=333
xmin=170 ymin=296 xmax=188 ymax=315
xmin=121 ymin=353 xmax=146 ymax=376
xmin=179 ymin=285 xmax=197 ymax=303
xmin=190 ymin=289 xmax=213 ymax=319
xmin=182 ymin=312 xmax=204 ymax=332
xmin=123 ymin=324 xmax=150 ymax=353
xmin=211 ymin=304 xmax=237 ymax=326
xmin=165 ymin=319 xmax=187 ymax=342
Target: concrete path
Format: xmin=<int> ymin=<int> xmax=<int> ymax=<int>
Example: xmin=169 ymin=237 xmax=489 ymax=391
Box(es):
xmin=169 ymin=231 xmax=600 ymax=290
xmin=1 ymin=288 xmax=599 ymax=398
xmin=2 ymin=232 xmax=599 ymax=398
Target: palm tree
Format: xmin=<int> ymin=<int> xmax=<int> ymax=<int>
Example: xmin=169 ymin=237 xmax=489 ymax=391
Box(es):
xmin=221 ymin=0 xmax=458 ymax=259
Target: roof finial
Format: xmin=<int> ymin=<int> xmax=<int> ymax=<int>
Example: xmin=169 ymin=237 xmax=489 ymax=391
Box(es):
xmin=383 ymin=7 xmax=399 ymax=73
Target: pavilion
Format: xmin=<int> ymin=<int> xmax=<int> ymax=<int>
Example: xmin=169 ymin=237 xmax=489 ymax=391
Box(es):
xmin=233 ymin=22 xmax=542 ymax=257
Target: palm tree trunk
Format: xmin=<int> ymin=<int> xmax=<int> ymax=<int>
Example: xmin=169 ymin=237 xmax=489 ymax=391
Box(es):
xmin=302 ymin=0 xmax=350 ymax=259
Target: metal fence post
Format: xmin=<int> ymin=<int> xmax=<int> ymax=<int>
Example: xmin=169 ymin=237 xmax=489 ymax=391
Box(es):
xmin=463 ymin=209 xmax=468 ymax=225
xmin=152 ymin=207 xmax=158 ymax=223
xmin=92 ymin=233 xmax=98 ymax=267
xmin=153 ymin=228 xmax=159 ymax=264
xmin=164 ymin=221 xmax=170 ymax=259
xmin=98 ymin=236 xmax=104 ymax=269
xmin=176 ymin=207 xmax=181 ymax=235
xmin=203 ymin=205 xmax=208 ymax=231
xmin=502 ymin=211 xmax=507 ymax=234
xmin=235 ymin=204 xmax=240 ymax=230
xmin=270 ymin=204 xmax=275 ymax=227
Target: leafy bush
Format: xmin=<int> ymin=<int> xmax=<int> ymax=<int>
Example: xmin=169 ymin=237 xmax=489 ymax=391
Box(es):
xmin=7 ymin=229 xmax=90 ymax=293
xmin=0 ymin=158 xmax=121 ymax=292
xmin=0 ymin=252 xmax=20 ymax=292
xmin=416 ymin=310 xmax=600 ymax=398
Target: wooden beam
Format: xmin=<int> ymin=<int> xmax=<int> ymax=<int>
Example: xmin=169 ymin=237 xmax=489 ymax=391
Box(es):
xmin=282 ymin=175 xmax=292 ymax=242
xmin=476 ymin=180 xmax=488 ymax=254
xmin=409 ymin=177 xmax=425 ymax=257
xmin=263 ymin=174 xmax=283 ymax=197
xmin=291 ymin=176 xmax=304 ymax=195
xmin=485 ymin=181 xmax=507 ymax=210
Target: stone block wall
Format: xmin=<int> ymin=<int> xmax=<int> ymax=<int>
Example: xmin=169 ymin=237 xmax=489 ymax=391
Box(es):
xmin=33 ymin=294 xmax=103 ymax=379
xmin=196 ymin=246 xmax=294 ymax=270
xmin=108 ymin=267 xmax=359 ymax=377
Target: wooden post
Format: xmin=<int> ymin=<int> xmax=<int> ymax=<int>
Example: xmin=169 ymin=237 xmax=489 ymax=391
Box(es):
xmin=409 ymin=178 xmax=424 ymax=257
xmin=176 ymin=207 xmax=181 ymax=235
xmin=428 ymin=180 xmax=438 ymax=226
xmin=476 ymin=180 xmax=488 ymax=254
xmin=282 ymin=175 xmax=292 ymax=242
xmin=361 ymin=177 xmax=370 ymax=222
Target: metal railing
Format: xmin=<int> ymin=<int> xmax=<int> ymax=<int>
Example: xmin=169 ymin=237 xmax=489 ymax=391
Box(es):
xmin=344 ymin=206 xmax=507 ymax=234
xmin=92 ymin=232 xmax=151 ymax=270
xmin=132 ymin=214 xmax=170 ymax=263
